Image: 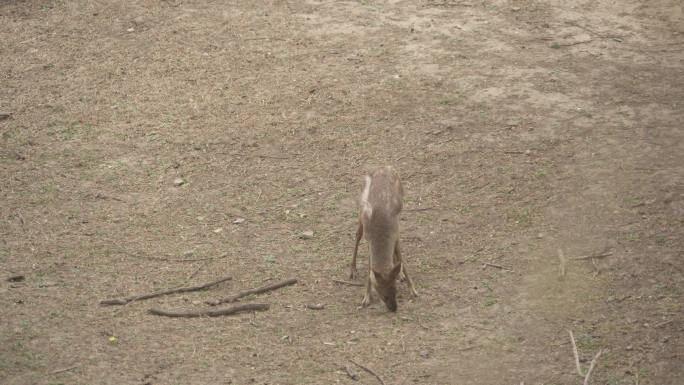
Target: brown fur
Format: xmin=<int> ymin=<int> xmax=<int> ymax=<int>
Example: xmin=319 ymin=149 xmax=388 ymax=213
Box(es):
xmin=350 ymin=166 xmax=418 ymax=311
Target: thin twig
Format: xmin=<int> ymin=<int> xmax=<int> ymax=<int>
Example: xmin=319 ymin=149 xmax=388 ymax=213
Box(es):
xmin=583 ymin=349 xmax=603 ymax=385
xmin=344 ymin=364 xmax=360 ymax=381
xmin=181 ymin=261 xmax=209 ymax=286
xmin=458 ymin=344 xmax=481 ymax=352
xmin=148 ymin=303 xmax=269 ymax=318
xmin=243 ymin=37 xmax=285 ymax=41
xmin=573 ymin=252 xmax=613 ymax=260
xmin=206 ymin=278 xmax=297 ymax=306
xmin=558 ymin=249 xmax=567 ymax=278
xmin=558 ymin=39 xmax=593 ymax=47
xmin=569 ymin=330 xmax=583 ymax=376
xmin=332 ymin=279 xmax=364 ymax=287
xmin=49 ymin=364 xmax=80 ymax=375
xmin=349 ymin=358 xmax=386 ymax=385
xmin=483 ymin=262 xmax=512 ymax=271
xmin=100 ymin=276 xmax=232 ymax=306
xmin=654 ymin=319 xmax=673 ymax=328
xmin=405 ymin=207 xmax=435 ymax=212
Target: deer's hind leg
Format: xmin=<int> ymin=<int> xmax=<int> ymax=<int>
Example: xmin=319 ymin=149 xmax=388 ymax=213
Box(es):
xmin=350 ymin=219 xmax=363 ymax=279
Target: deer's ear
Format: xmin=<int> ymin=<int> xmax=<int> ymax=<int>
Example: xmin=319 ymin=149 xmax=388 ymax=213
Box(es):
xmin=389 ymin=263 xmax=402 ymax=280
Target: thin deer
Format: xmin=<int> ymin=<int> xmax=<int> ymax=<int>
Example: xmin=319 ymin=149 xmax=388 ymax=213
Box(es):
xmin=350 ymin=166 xmax=418 ymax=311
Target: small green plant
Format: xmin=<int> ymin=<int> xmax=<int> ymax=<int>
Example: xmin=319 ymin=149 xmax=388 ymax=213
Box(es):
xmin=484 ymin=297 xmax=497 ymax=307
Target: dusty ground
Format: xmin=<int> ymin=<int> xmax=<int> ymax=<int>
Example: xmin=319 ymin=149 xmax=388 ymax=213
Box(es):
xmin=1 ymin=0 xmax=683 ymax=384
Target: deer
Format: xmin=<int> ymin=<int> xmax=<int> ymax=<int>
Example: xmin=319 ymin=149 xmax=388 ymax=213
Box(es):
xmin=349 ymin=166 xmax=418 ymax=312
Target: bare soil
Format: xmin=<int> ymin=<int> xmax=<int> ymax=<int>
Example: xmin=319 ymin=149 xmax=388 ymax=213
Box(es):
xmin=2 ymin=1 xmax=683 ymax=384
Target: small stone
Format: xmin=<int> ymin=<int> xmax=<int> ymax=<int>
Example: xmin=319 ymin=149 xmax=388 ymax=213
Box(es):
xmin=419 ymin=350 xmax=430 ymax=358
xmin=525 ymin=149 xmax=531 ymax=155
xmin=183 ymin=250 xmax=194 ymax=258
xmin=300 ymin=230 xmax=314 ymax=239
xmin=213 ymin=228 xmax=223 ymax=233
xmin=173 ymin=177 xmax=185 ymax=186
xmin=126 ymin=27 xmax=135 ymax=32
xmin=537 ymin=233 xmax=544 ymax=238
xmin=306 ymin=303 xmax=325 ymax=310
xmin=232 ymin=217 xmax=246 ymax=224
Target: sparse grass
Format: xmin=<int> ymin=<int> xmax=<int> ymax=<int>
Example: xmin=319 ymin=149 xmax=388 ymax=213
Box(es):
xmin=484 ymin=297 xmax=497 ymax=307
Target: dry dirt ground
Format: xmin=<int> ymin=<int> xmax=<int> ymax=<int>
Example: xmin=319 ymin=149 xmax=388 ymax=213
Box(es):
xmin=2 ymin=1 xmax=683 ymax=384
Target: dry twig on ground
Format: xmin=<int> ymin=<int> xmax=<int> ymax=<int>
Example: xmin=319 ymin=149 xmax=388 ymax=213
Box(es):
xmin=569 ymin=330 xmax=583 ymax=376
xmin=583 ymin=349 xmax=603 ymax=385
xmin=100 ymin=276 xmax=232 ymax=306
xmin=332 ymin=279 xmax=364 ymax=287
xmin=149 ymin=303 xmax=269 ymax=318
xmin=573 ymin=251 xmax=613 ymax=260
xmin=349 ymin=358 xmax=386 ymax=385
xmin=206 ymin=278 xmax=297 ymax=306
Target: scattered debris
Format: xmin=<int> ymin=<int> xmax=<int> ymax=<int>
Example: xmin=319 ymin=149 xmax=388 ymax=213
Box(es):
xmin=232 ymin=217 xmax=246 ymax=224
xmin=299 ymin=230 xmax=314 ymax=239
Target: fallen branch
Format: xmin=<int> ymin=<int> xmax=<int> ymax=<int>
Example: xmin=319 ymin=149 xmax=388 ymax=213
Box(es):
xmin=349 ymin=358 xmax=386 ymax=385
xmin=573 ymin=251 xmax=613 ymax=260
xmin=569 ymin=330 xmax=583 ymax=376
xmin=207 ymin=278 xmax=297 ymax=306
xmin=149 ymin=303 xmax=269 ymax=318
xmin=100 ymin=276 xmax=232 ymax=306
xmin=332 ymin=279 xmax=364 ymax=287
xmin=583 ymin=349 xmax=603 ymax=385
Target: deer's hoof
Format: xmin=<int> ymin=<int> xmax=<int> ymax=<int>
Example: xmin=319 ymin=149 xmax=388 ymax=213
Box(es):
xmin=361 ymin=295 xmax=371 ymax=307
